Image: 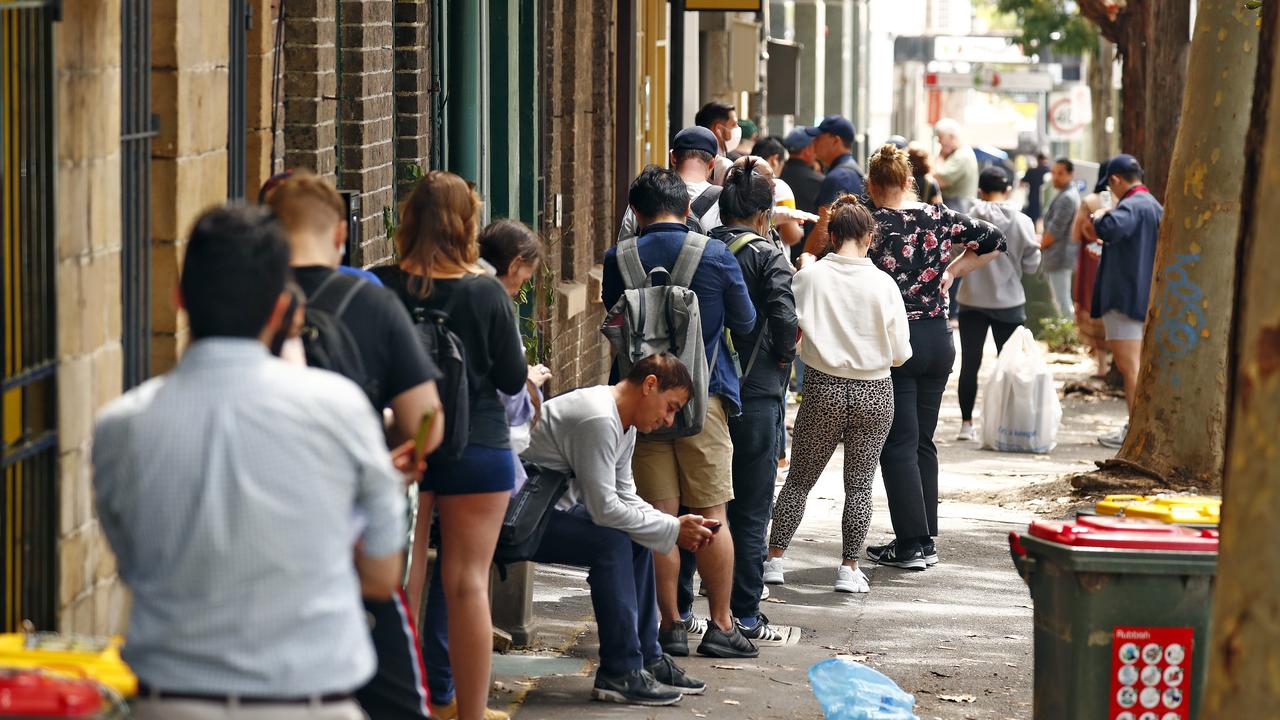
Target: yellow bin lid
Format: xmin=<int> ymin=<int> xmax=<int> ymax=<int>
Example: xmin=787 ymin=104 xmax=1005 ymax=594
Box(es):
xmin=1125 ymin=498 xmax=1220 ymax=526
xmin=1095 ymin=495 xmax=1151 ymax=516
xmin=0 ymin=633 xmax=137 ymax=697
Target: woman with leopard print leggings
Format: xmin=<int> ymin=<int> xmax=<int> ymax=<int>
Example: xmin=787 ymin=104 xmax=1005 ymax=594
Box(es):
xmin=763 ymin=195 xmax=911 ymax=593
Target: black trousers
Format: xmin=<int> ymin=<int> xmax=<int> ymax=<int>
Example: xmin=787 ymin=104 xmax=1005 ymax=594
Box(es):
xmin=957 ymin=310 xmax=1021 ymax=422
xmin=880 ymin=317 xmax=955 ymax=545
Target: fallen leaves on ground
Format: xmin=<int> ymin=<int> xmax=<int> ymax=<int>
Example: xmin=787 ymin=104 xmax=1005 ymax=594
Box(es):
xmin=939 ymin=694 xmax=978 ymax=703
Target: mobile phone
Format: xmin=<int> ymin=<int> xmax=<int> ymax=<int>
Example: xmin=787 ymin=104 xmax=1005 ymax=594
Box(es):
xmin=706 ymin=520 xmax=722 ymax=534
xmin=412 ymin=409 xmax=438 ymax=467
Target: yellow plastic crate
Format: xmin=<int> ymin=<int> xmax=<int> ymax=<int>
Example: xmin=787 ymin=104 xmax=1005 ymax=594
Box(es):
xmin=0 ymin=633 xmax=137 ymax=697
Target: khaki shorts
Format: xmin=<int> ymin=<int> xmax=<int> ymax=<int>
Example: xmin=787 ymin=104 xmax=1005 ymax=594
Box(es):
xmin=632 ymin=396 xmax=734 ymax=508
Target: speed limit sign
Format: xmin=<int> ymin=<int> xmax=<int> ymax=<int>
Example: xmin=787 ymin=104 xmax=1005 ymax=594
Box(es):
xmin=1048 ymin=86 xmax=1093 ymax=141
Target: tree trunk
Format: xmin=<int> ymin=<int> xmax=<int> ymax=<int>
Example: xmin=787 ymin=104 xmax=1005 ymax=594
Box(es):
xmin=1201 ymin=2 xmax=1280 ymax=715
xmin=1142 ymin=0 xmax=1192 ymax=200
xmin=1116 ymin=0 xmax=1149 ymax=160
xmin=1113 ymin=0 xmax=1258 ymax=490
xmin=1089 ymin=36 xmax=1119 ymax=160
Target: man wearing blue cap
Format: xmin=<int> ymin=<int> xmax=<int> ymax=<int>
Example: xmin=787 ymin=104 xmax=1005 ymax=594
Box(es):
xmin=780 ymin=126 xmax=826 ymax=257
xmin=802 ymin=115 xmax=866 ymax=257
xmin=1088 ymin=153 xmax=1163 ymax=449
xmin=617 ymin=126 xmax=725 ymax=244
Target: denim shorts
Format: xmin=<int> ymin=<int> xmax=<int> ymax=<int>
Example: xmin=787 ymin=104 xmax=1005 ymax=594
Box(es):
xmin=419 ymin=444 xmax=516 ymax=496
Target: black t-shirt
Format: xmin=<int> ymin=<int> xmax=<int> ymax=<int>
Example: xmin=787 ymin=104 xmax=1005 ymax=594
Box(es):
xmin=293 ymin=266 xmax=441 ymax=410
xmin=1022 ymin=164 xmax=1050 ymax=220
xmin=374 ymin=267 xmax=528 ymax=449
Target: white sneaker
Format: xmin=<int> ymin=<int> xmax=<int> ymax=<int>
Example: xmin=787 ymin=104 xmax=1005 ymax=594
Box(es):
xmin=760 ymin=584 xmax=770 ymax=601
xmin=1098 ymin=424 xmax=1128 ymax=449
xmin=956 ymin=423 xmax=975 ymax=441
xmin=834 ymin=565 xmax=870 ymax=594
xmin=762 ymin=557 xmax=785 ymax=585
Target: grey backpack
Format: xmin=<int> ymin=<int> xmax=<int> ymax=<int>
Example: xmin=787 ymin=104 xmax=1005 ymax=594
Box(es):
xmin=602 ymin=233 xmax=716 ymax=439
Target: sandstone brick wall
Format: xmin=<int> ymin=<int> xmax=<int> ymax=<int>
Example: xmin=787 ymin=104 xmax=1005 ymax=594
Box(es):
xmin=150 ymin=0 xmax=231 ymax=372
xmin=53 ymin=0 xmax=128 ymax=634
xmin=541 ymin=0 xmax=616 ymax=392
xmin=246 ymin=0 xmax=284 ymax=195
xmin=338 ymin=0 xmax=396 ymax=266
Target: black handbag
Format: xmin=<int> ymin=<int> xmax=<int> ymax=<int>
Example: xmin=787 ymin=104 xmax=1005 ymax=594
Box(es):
xmin=493 ymin=462 xmax=571 ymax=577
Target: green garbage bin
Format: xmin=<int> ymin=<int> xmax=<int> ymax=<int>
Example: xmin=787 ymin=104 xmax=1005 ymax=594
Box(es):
xmin=1009 ymin=515 xmax=1218 ymax=720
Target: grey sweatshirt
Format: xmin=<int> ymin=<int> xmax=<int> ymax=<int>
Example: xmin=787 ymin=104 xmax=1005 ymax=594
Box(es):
xmin=958 ymin=200 xmax=1042 ymax=310
xmin=521 ymin=386 xmax=680 ymax=553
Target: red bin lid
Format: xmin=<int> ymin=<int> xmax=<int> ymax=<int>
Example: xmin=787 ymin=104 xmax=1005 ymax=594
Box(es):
xmin=1028 ymin=519 xmax=1219 ymax=552
xmin=0 ymin=669 xmax=103 ymax=717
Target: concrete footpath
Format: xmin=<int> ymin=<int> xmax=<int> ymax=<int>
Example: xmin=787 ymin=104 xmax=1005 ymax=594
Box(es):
xmin=491 ymin=342 xmax=1125 ymax=719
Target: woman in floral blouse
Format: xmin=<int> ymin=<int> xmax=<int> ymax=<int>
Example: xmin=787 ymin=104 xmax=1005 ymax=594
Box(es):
xmin=860 ymin=144 xmax=1006 ymax=571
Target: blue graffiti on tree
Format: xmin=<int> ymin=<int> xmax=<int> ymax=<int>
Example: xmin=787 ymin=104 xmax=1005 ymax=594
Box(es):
xmin=1151 ymin=252 xmax=1206 ymax=387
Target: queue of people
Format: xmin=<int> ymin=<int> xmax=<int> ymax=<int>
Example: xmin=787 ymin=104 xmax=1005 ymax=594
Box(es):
xmin=90 ymin=101 xmax=1155 ymax=720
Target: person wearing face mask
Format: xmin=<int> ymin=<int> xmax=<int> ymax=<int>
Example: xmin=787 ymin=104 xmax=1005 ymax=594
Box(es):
xmin=801 ymin=115 xmax=867 ymax=258
xmin=695 ymin=100 xmax=741 ymax=186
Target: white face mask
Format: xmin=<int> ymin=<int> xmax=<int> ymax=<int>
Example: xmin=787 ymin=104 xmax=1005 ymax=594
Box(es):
xmin=724 ymin=125 xmax=743 ymax=153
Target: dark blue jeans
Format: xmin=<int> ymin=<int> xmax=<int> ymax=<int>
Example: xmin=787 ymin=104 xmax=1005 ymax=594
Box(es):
xmin=726 ymin=397 xmax=782 ymax=621
xmin=422 ymin=552 xmax=452 ymax=704
xmin=533 ymin=505 xmax=664 ymax=675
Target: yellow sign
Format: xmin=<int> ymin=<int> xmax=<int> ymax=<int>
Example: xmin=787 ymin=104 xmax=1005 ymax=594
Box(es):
xmin=684 ymin=0 xmax=763 ymax=10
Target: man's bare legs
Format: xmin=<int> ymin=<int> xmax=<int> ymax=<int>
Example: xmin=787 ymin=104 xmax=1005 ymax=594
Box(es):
xmin=651 ymin=498 xmax=734 ymax=632
xmin=1108 ymin=339 xmax=1142 ymax=414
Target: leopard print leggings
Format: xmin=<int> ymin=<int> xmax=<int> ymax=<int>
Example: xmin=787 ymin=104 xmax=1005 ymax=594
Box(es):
xmin=768 ymin=368 xmax=895 ymax=560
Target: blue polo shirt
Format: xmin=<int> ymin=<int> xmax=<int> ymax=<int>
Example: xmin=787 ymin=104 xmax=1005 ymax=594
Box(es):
xmin=602 ymin=222 xmax=756 ymax=413
xmin=815 ymin=153 xmax=867 ymax=207
xmin=1091 ymin=187 xmax=1163 ymax=321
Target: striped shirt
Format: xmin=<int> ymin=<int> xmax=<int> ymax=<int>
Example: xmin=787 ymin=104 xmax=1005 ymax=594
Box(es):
xmin=92 ymin=338 xmax=405 ymax=696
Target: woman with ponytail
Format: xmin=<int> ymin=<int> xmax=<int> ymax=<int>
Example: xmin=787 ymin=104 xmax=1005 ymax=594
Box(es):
xmin=861 ymin=144 xmax=1005 ymax=572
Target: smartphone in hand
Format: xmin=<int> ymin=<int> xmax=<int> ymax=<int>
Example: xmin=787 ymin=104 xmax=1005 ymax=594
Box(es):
xmin=705 ymin=520 xmax=722 ymax=534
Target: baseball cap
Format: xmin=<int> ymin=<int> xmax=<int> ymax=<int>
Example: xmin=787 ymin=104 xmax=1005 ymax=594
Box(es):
xmin=672 ymin=126 xmax=720 ymax=156
xmin=1093 ymin=158 xmax=1111 ymax=194
xmin=817 ymin=115 xmax=856 ymax=144
xmin=1108 ymin=153 xmax=1143 ymax=177
xmin=978 ymin=166 xmax=1012 ymax=194
xmin=784 ymin=126 xmax=820 ymax=151
xmin=885 ymin=135 xmax=908 ymax=149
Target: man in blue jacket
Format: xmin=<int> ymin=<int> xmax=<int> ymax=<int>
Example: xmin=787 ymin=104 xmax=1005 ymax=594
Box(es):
xmin=602 ymin=166 xmax=758 ymax=660
xmin=1089 ymin=154 xmax=1163 ymax=449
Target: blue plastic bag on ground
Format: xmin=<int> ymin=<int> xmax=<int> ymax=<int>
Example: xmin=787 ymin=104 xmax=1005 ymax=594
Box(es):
xmin=809 ymin=658 xmax=919 ymax=719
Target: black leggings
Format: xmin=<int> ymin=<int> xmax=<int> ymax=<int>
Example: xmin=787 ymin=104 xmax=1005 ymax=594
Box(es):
xmin=957 ymin=310 xmax=1021 ymax=421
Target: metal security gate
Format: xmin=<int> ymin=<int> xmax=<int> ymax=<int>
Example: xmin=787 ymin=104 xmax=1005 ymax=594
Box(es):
xmin=1 ymin=0 xmax=60 ymax=632
xmin=121 ymin=0 xmax=155 ymax=389
xmin=228 ymin=0 xmax=249 ymax=201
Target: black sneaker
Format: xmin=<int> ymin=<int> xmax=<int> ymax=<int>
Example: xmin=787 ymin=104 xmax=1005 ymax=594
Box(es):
xmin=646 ymin=653 xmax=706 ymax=695
xmin=659 ymin=623 xmax=689 ymax=657
xmin=737 ymin=613 xmax=786 ymax=645
xmin=592 ymin=669 xmax=682 ymax=706
xmin=866 ymin=539 xmax=927 ymax=571
xmin=922 ymin=541 xmax=939 ymax=567
xmin=697 ymin=621 xmax=760 ymax=658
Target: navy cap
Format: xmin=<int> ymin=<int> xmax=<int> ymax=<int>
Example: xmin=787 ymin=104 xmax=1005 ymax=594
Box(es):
xmin=672 ymin=126 xmax=720 ymax=156
xmin=885 ymin=135 xmax=908 ymax=149
xmin=778 ymin=125 xmax=819 ymax=150
xmin=979 ymin=166 xmax=1012 ymax=194
xmin=817 ymin=115 xmax=856 ymax=143
xmin=1093 ymin=158 xmax=1111 ymax=194
xmin=784 ymin=126 xmax=820 ymax=151
xmin=1108 ymin=153 xmax=1143 ymax=177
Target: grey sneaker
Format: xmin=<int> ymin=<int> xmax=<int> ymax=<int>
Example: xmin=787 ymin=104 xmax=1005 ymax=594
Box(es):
xmin=591 ymin=669 xmax=682 ymax=706
xmin=1098 ymin=424 xmax=1128 ymax=449
xmin=697 ymin=622 xmax=760 ymax=658
xmin=645 ymin=653 xmax=705 ymax=695
xmin=659 ymin=624 xmax=689 ymax=657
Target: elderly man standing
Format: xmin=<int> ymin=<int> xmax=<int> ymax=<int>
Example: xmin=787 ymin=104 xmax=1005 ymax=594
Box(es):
xmin=933 ymin=118 xmax=979 ymax=213
xmin=93 ymin=206 xmax=408 ymax=720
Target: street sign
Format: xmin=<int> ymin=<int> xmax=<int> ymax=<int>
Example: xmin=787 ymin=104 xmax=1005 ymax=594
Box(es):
xmin=933 ymin=36 xmax=1032 ymax=65
xmin=1047 ymin=85 xmax=1093 ymax=141
xmin=924 ymin=70 xmax=1054 ymax=93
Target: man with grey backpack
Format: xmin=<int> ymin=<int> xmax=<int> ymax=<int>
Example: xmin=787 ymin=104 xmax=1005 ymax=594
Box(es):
xmin=602 ymin=165 xmax=758 ymax=659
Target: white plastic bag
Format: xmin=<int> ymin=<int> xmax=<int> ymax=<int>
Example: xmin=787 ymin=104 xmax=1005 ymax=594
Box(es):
xmin=980 ymin=326 xmax=1062 ymax=453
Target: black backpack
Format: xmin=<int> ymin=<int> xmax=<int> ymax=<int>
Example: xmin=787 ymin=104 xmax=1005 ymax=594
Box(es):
xmin=410 ymin=283 xmax=471 ymax=461
xmin=301 ymin=274 xmax=380 ymax=408
xmin=686 ymin=185 xmax=722 ymax=234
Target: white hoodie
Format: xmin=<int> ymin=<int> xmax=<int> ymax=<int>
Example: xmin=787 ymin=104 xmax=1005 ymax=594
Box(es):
xmin=959 ymin=200 xmax=1042 ymax=310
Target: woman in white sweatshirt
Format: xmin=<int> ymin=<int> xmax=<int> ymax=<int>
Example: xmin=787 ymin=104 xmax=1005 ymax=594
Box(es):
xmin=763 ymin=195 xmax=912 ymax=593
